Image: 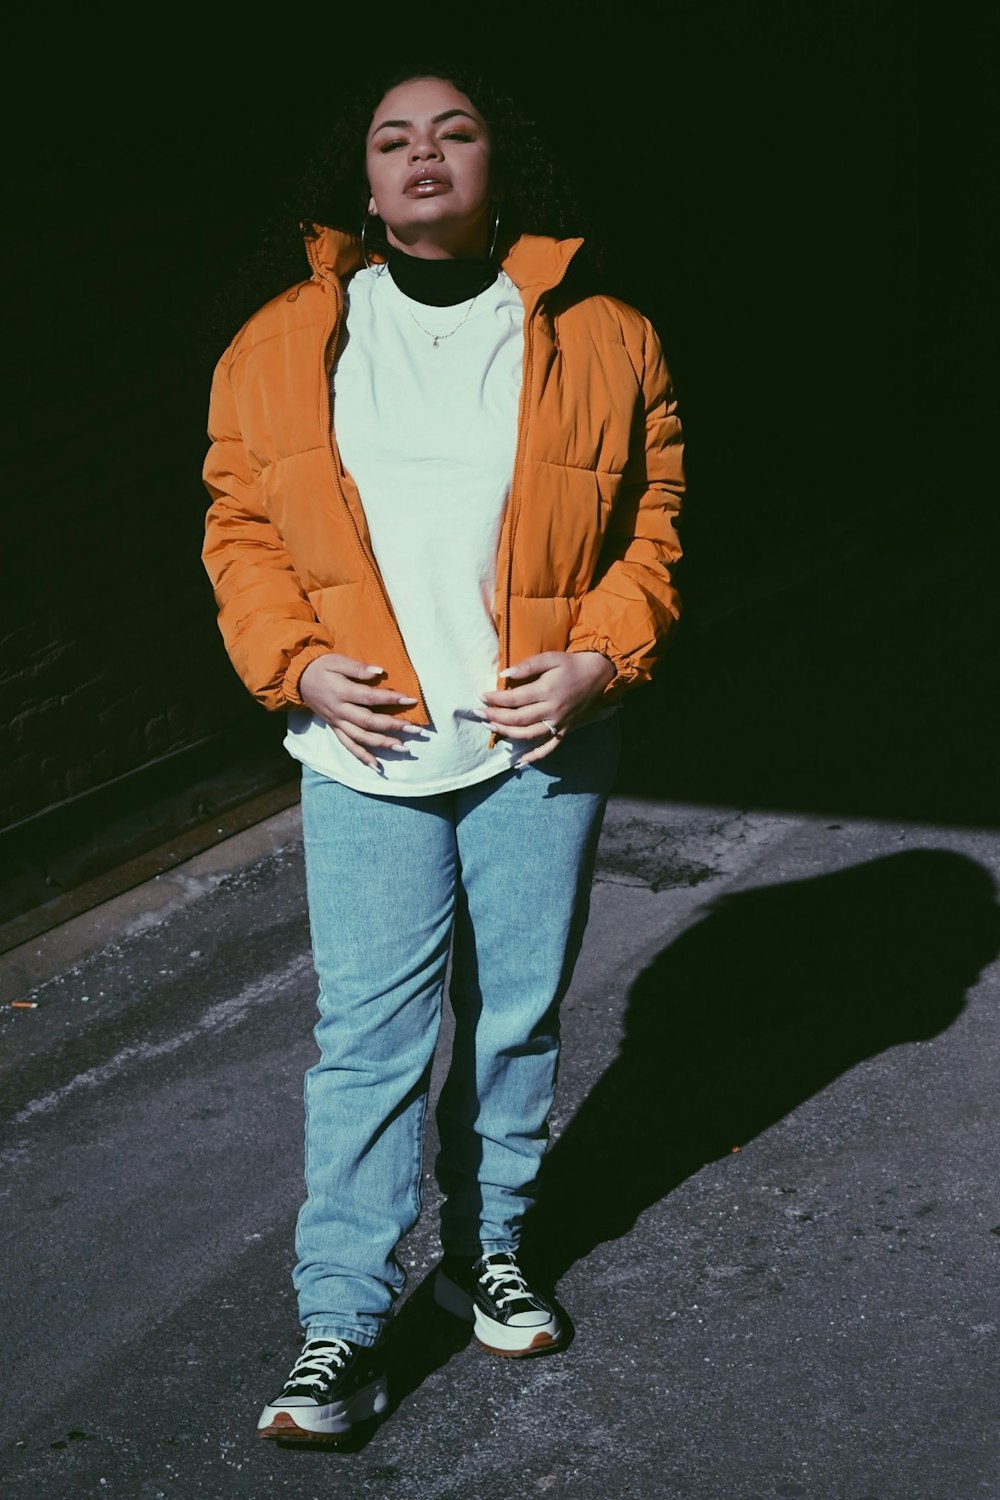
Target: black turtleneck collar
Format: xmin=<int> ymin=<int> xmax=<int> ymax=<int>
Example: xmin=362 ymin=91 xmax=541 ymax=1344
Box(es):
xmin=385 ymin=247 xmax=499 ymax=307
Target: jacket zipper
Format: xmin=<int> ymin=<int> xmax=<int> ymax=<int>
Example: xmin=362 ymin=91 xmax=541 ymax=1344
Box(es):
xmin=321 ymin=282 xmax=430 ymax=721
xmin=501 ymin=260 xmax=575 ymax=680
xmin=502 ymin=319 xmax=533 ymax=680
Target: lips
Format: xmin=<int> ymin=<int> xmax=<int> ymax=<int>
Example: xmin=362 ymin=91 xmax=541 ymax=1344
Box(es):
xmin=404 ymin=169 xmax=450 ymax=196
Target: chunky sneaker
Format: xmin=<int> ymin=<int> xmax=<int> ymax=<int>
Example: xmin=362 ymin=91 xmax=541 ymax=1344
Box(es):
xmin=434 ymin=1250 xmax=563 ymax=1357
xmin=256 ymin=1336 xmax=388 ymax=1441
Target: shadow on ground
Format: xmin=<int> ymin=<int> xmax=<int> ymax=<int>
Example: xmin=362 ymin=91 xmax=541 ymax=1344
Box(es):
xmin=520 ymin=848 xmax=1000 ymax=1285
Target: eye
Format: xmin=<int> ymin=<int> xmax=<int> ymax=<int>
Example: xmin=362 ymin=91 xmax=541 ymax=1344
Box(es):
xmin=378 ymin=138 xmax=407 ymax=153
xmin=443 ymin=130 xmax=475 ymax=142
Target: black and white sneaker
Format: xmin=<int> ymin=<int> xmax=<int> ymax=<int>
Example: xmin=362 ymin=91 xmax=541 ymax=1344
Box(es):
xmin=257 ymin=1336 xmax=388 ymax=1441
xmin=434 ymin=1250 xmax=563 ymax=1357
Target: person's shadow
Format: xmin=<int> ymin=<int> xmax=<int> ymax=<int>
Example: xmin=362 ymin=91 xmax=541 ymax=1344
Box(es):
xmin=518 ymin=847 xmax=1000 ymax=1286
xmin=337 ymin=847 xmax=1000 ymax=1442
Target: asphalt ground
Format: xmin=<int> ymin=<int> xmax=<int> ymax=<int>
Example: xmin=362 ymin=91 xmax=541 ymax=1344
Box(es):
xmin=1 ymin=794 xmax=999 ymax=1499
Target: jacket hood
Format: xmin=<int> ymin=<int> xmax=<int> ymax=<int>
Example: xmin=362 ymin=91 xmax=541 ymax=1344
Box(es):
xmin=304 ymin=225 xmax=584 ymax=297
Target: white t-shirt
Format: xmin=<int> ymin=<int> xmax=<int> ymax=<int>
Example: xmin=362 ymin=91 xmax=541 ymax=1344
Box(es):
xmin=284 ymin=265 xmax=530 ymax=794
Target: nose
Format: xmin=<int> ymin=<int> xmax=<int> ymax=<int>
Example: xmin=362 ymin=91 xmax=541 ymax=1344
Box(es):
xmin=409 ymin=131 xmax=443 ymax=163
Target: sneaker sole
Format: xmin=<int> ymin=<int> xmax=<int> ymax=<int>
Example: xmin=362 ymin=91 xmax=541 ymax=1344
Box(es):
xmin=434 ymin=1270 xmax=563 ymax=1357
xmin=257 ymin=1375 xmax=389 ymax=1441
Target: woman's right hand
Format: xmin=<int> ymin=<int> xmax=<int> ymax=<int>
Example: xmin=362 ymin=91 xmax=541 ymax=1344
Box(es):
xmin=298 ymin=654 xmax=423 ymax=771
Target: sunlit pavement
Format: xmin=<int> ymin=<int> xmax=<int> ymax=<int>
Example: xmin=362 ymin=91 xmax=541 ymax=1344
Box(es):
xmin=2 ymin=796 xmax=998 ymax=1499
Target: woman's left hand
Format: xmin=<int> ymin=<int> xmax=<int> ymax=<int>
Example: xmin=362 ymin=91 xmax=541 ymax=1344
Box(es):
xmin=480 ymin=650 xmax=616 ymax=765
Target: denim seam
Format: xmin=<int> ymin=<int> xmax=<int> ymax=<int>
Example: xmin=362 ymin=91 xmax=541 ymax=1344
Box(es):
xmin=302 ymin=1323 xmax=382 ymax=1349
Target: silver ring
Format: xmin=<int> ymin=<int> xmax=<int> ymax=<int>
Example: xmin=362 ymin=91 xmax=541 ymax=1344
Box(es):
xmin=540 ymin=718 xmax=562 ymax=737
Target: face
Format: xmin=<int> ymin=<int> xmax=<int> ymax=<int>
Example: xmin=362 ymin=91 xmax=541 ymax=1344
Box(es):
xmin=365 ymin=76 xmax=494 ymax=259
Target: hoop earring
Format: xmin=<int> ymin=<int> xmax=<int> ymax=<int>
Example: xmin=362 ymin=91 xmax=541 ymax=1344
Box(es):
xmin=486 ymin=202 xmax=501 ymax=260
xmin=361 ymin=212 xmax=376 ymax=269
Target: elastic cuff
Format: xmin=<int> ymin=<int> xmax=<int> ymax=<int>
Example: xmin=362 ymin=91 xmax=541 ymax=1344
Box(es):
xmin=568 ymin=638 xmax=633 ymax=696
xmin=569 ymin=645 xmax=618 ymax=678
xmin=282 ymin=644 xmax=336 ymax=707
xmin=601 ymin=669 xmax=634 ymax=702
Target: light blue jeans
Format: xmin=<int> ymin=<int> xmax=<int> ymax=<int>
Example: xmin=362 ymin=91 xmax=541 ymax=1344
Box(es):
xmin=293 ymin=714 xmax=619 ymax=1345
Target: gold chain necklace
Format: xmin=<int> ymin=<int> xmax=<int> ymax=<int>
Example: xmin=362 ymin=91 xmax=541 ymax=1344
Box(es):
xmin=406 ymin=294 xmax=478 ymax=349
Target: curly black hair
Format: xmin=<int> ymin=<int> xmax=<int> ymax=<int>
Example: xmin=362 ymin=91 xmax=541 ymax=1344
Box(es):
xmin=206 ymin=58 xmax=597 ymax=352
xmin=297 ymin=59 xmax=585 ymax=243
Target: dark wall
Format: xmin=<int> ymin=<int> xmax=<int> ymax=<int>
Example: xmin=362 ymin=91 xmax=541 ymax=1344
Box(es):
xmin=4 ymin=100 xmax=301 ymax=914
xmin=2 ymin=5 xmax=994 ymax=919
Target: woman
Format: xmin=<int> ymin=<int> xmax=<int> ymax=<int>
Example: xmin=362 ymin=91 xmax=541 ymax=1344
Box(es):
xmin=202 ymin=62 xmax=684 ymax=1442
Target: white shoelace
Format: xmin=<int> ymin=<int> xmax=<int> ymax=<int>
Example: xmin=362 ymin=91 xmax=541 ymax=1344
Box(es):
xmin=283 ymin=1337 xmax=353 ymax=1392
xmin=478 ymin=1259 xmax=538 ymax=1309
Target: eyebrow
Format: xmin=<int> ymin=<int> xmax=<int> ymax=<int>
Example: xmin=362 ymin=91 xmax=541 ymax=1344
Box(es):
xmin=369 ymin=108 xmax=480 ymax=137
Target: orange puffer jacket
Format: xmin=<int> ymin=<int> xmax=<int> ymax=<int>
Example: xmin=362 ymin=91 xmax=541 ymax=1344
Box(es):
xmin=202 ymin=228 xmax=684 ymax=723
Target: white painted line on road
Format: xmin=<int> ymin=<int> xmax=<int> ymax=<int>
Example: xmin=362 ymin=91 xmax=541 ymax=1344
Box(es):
xmin=7 ymin=954 xmax=314 ymax=1127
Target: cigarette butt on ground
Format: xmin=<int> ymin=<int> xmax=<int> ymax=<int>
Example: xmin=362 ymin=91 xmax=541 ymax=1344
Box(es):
xmin=10 ymin=1001 xmax=38 ymax=1009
